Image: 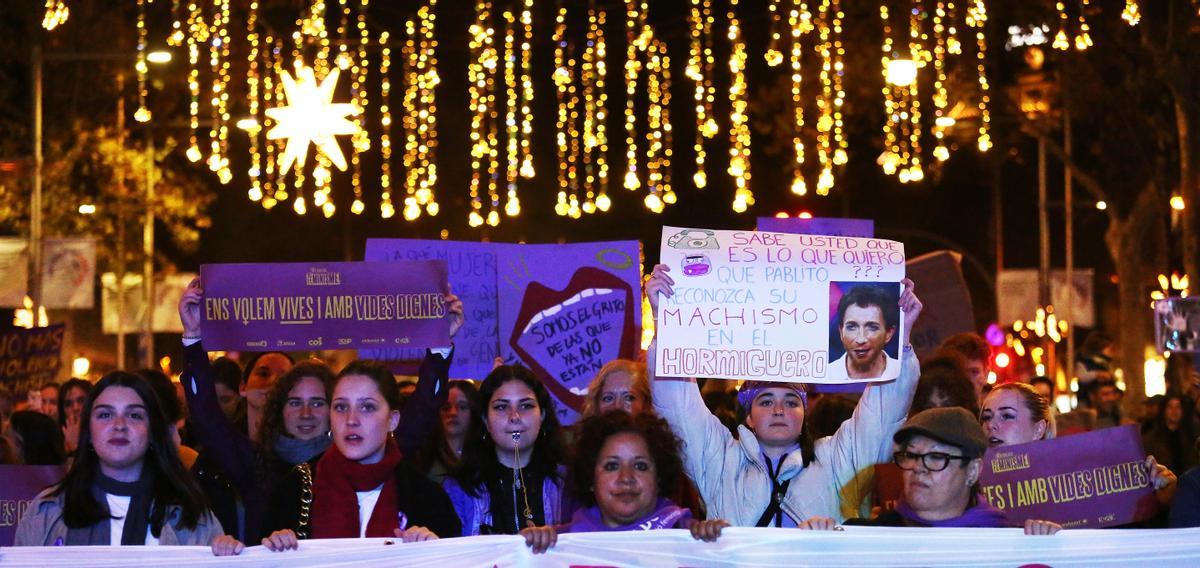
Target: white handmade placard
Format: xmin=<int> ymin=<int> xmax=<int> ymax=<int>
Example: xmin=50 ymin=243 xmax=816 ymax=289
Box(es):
xmin=655 ymin=226 xmax=907 ymax=383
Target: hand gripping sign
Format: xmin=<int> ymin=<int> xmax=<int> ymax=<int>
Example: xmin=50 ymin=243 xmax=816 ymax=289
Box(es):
xmin=655 ymin=226 xmax=906 ymax=383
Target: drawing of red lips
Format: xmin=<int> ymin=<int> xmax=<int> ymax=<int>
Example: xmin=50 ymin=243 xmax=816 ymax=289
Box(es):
xmin=510 ymin=267 xmax=638 ymax=413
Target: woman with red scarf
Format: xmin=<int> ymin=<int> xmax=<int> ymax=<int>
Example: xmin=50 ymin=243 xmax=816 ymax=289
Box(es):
xmin=252 ymin=361 xmax=461 ymax=552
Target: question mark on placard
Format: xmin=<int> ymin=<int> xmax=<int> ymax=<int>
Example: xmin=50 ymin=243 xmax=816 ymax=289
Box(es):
xmin=876 ymin=266 xmax=885 ymax=278
xmin=852 ymin=266 xmax=862 ymax=279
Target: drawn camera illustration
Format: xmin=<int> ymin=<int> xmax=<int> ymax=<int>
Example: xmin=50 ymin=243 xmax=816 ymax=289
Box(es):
xmin=666 ymin=229 xmax=719 ymax=250
xmin=681 ymin=254 xmax=712 ymax=277
xmin=1154 ymin=297 xmax=1200 ymax=354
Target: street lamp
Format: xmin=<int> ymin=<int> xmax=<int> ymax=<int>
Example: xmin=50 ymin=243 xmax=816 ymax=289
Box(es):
xmin=30 ymin=45 xmax=170 ymax=370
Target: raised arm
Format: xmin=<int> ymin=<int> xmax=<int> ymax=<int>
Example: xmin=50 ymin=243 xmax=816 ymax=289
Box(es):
xmin=798 ymin=278 xmax=923 ymax=520
xmin=395 ymin=292 xmax=462 ymax=458
xmin=646 ymin=265 xmax=739 ymax=501
xmin=179 ymin=278 xmax=260 ymax=493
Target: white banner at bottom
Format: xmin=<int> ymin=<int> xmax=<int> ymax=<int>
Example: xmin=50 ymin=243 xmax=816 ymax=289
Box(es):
xmin=3 ymin=526 xmax=1200 ymax=567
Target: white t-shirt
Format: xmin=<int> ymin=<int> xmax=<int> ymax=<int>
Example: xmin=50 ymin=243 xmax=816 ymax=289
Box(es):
xmin=356 ymin=485 xmax=384 ymax=538
xmin=106 ymin=494 xmax=160 ymax=546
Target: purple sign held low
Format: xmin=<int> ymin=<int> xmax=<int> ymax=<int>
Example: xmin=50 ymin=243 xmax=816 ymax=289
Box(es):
xmin=0 ymin=465 xmax=65 ymax=546
xmin=200 ymin=261 xmax=451 ymax=352
xmin=979 ymin=425 xmax=1157 ymax=528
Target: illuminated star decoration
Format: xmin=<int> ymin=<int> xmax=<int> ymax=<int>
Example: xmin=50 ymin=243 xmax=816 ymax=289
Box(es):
xmin=265 ymin=63 xmax=361 ymax=173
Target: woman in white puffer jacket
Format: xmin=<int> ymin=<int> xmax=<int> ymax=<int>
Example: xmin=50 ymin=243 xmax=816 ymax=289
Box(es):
xmin=644 ymin=264 xmax=923 ymax=526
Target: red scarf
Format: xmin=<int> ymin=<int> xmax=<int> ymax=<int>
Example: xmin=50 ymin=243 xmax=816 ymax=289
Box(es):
xmin=311 ymin=438 xmax=402 ymax=538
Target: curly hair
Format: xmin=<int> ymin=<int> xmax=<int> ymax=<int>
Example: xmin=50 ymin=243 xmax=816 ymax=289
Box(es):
xmin=455 ymin=365 xmax=566 ymax=495
xmin=581 ymin=359 xmax=651 ymax=419
xmin=568 ymin=410 xmax=685 ymax=508
xmin=259 ymin=360 xmax=335 ymax=464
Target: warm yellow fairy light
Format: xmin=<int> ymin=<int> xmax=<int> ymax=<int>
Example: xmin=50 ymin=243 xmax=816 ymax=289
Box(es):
xmin=399 ymin=1 xmax=440 ymax=221
xmin=185 ymin=1 xmax=204 ymax=163
xmin=265 ymin=63 xmax=362 ymax=174
xmin=245 ymin=1 xmax=263 ymax=203
xmin=1171 ymin=195 xmax=1186 ymax=211
xmin=688 ymin=0 xmax=717 ymax=189
xmin=378 ymin=29 xmax=393 ymax=218
xmin=1122 ymin=0 xmax=1142 ymax=25
xmin=43 ymin=0 xmax=69 ymax=30
xmin=135 ymin=0 xmax=152 ymax=123
xmin=518 ymin=0 xmax=535 ymax=183
xmin=467 ymin=0 xmax=498 ymax=227
xmin=503 ymin=10 xmax=521 ymax=216
xmin=930 ymin=0 xmax=950 ymax=161
xmin=205 ymin=0 xmax=233 ymax=182
xmin=788 ymin=2 xmax=810 ymax=196
xmin=553 ymin=6 xmax=571 ymax=216
xmin=967 ymin=0 xmax=992 ymax=151
xmin=728 ymin=0 xmax=752 ymax=212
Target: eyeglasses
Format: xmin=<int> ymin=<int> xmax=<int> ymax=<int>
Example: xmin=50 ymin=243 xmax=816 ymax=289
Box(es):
xmin=893 ymin=450 xmax=971 ymax=472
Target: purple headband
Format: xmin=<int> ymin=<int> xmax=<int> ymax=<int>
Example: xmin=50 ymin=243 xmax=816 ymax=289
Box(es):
xmin=737 ymin=381 xmax=809 ymax=411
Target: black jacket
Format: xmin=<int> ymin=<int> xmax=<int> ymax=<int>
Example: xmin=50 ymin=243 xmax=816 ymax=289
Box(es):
xmin=266 ymin=457 xmax=462 ymax=539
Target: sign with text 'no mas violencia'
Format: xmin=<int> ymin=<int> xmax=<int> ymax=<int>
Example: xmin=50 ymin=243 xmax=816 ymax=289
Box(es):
xmin=654 ymin=226 xmax=906 ymax=383
xmin=199 ymin=261 xmax=451 ymax=351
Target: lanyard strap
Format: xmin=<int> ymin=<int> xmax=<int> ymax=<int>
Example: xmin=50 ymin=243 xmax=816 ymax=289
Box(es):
xmin=754 ymin=454 xmax=791 ymax=527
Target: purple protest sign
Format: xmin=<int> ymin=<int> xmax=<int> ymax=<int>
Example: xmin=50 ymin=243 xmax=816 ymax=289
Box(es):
xmin=979 ymin=425 xmax=1157 ymax=528
xmin=364 ymin=240 xmax=499 ymax=378
xmin=0 ymin=465 xmax=65 ymax=545
xmin=757 ymin=216 xmax=875 ymax=238
xmin=497 ymin=242 xmax=643 ymax=425
xmin=0 ymin=324 xmax=65 ymax=394
xmin=199 ymin=261 xmax=450 ymax=352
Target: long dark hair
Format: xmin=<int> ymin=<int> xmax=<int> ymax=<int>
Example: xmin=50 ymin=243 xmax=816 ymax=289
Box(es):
xmin=455 ymin=365 xmax=566 ymax=495
xmin=53 ymin=372 xmax=211 ymax=533
xmin=57 ymin=378 xmax=92 ymax=427
xmin=259 ymin=360 xmax=335 ymax=464
xmin=568 ymin=411 xmax=684 ymax=507
xmin=9 ymin=410 xmax=67 ymax=465
xmin=415 ymin=380 xmax=479 ymax=474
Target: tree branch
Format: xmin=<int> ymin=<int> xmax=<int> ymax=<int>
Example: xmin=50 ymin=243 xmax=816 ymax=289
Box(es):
xmin=1021 ymin=123 xmax=1111 ymax=205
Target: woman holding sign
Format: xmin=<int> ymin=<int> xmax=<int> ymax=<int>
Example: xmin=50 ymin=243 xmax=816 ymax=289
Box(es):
xmin=245 ymin=361 xmax=462 ymax=553
xmin=177 ymin=279 xmax=464 ymax=542
xmin=644 ymin=264 xmax=922 ymax=526
xmin=15 ymin=371 xmax=225 ymax=547
xmin=980 ymin=383 xmax=1178 ymax=513
xmin=798 ymin=407 xmax=1061 ymax=534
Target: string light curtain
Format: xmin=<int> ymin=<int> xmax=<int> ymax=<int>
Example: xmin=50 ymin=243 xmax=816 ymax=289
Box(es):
xmin=763 ymin=0 xmax=848 ymax=197
xmin=623 ymin=0 xmax=674 ymax=214
xmin=553 ymin=1 xmax=612 ymax=219
xmin=467 ymin=0 xmax=534 ymax=228
xmin=877 ymin=0 xmax=991 ymax=183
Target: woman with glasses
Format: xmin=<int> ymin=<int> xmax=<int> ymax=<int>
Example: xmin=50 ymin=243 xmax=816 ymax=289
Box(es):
xmin=800 ymin=407 xmax=1060 ymax=534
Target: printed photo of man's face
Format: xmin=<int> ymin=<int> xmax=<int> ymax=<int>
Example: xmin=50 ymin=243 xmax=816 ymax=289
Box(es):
xmin=839 ymin=302 xmax=895 ymax=370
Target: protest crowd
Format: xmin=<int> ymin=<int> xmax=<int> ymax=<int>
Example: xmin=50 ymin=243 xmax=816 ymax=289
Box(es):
xmin=0 ymin=252 xmax=1199 ymax=564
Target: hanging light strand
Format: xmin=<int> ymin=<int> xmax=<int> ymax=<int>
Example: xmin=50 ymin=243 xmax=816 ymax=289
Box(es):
xmin=245 ymin=0 xmax=264 ymax=203
xmin=788 ymin=2 xmax=811 ymax=196
xmin=134 ymin=0 xmax=152 ymax=123
xmin=518 ymin=0 xmax=536 ymax=183
xmin=688 ymin=0 xmax=717 ymax=190
xmin=967 ymin=0 xmax=992 ymax=151
xmin=185 ymin=1 xmax=206 ymax=163
xmin=467 ymin=0 xmax=498 ymax=227
xmin=1122 ymin=0 xmax=1142 ymax=25
xmin=553 ymin=3 xmax=572 ymax=216
xmin=42 ymin=0 xmax=69 ymax=30
xmin=728 ymin=0 xmax=752 ymax=212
